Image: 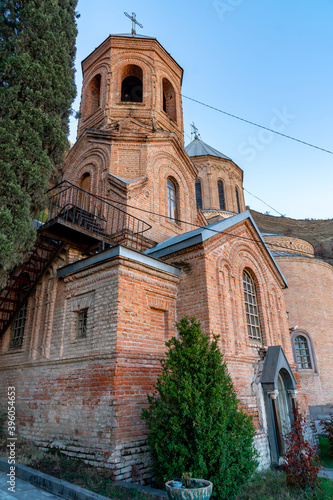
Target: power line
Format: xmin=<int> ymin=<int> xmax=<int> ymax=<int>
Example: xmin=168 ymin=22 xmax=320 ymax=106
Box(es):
xmin=99 ymin=194 xmax=332 ymax=262
xmin=244 ymin=188 xmax=285 ymax=217
xmin=182 ymin=94 xmax=333 ymax=156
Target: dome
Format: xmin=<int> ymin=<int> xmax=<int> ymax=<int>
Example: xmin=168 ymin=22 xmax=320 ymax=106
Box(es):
xmin=185 ymin=137 xmax=231 ymax=160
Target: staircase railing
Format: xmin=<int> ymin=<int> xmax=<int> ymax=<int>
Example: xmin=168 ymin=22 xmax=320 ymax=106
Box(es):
xmin=0 ymin=235 xmax=64 ymax=338
xmin=44 ymin=181 xmax=152 ymax=252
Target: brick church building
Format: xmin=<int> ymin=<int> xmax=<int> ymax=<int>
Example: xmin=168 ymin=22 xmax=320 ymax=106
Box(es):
xmin=0 ymin=32 xmax=332 ymax=482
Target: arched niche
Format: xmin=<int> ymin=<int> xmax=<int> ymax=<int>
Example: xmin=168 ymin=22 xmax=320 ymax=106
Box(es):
xmin=84 ymin=74 xmax=101 ymax=117
xmin=162 ymin=78 xmax=177 ymax=122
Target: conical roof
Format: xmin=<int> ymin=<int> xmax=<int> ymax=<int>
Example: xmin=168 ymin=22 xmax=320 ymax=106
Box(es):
xmin=185 ymin=137 xmax=231 ymax=160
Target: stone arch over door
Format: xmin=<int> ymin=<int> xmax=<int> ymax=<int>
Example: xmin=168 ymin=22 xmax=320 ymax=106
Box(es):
xmin=260 ymin=346 xmax=297 ymax=464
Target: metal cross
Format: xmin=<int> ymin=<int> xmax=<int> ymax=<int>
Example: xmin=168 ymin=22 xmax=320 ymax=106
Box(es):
xmin=191 ymin=122 xmax=199 ymax=140
xmin=124 ymin=12 xmax=143 ymax=35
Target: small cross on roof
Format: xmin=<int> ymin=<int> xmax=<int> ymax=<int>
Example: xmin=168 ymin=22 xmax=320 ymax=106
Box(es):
xmin=124 ymin=12 xmax=143 ymax=35
xmin=191 ymin=122 xmax=200 ymax=140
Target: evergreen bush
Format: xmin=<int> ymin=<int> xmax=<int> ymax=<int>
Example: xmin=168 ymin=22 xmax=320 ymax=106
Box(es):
xmin=0 ymin=0 xmax=78 ymax=285
xmin=142 ymin=317 xmax=258 ymax=500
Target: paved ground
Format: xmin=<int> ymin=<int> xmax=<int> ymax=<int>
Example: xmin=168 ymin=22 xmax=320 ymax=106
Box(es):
xmin=0 ymin=470 xmax=62 ymax=499
xmin=319 ymin=467 xmax=333 ymax=479
xmin=0 ymin=467 xmax=332 ymax=500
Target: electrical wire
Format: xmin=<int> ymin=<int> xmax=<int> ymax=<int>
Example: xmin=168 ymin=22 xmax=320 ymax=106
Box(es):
xmin=182 ymin=94 xmax=333 ymax=156
xmin=100 ymin=194 xmax=332 ymax=262
xmin=243 ymin=189 xmax=285 ymax=217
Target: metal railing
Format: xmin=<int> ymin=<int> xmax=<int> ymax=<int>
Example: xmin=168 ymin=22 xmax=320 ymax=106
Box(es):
xmin=43 ymin=181 xmax=152 ymax=252
xmin=0 ymin=235 xmax=64 ymax=338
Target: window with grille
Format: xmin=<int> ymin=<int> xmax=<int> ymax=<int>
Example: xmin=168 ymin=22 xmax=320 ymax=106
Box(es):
xmin=294 ymin=335 xmax=312 ymax=369
xmin=218 ymin=180 xmax=225 ymax=210
xmin=77 ymin=309 xmax=88 ymax=338
xmin=195 ymin=179 xmax=202 ymax=209
xmin=10 ymin=303 xmax=27 ymax=349
xmin=243 ymin=270 xmax=262 ymax=341
xmin=167 ymin=179 xmax=177 ymax=221
xmin=235 ymin=187 xmax=241 ymax=213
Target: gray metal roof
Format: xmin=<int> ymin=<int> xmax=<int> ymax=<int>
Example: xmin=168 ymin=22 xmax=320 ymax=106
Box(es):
xmin=57 ymin=246 xmax=180 ymax=278
xmin=145 ymin=210 xmax=288 ymax=288
xmin=111 ymin=33 xmax=156 ymax=39
xmin=271 ymin=252 xmax=313 ymax=259
xmin=185 ymin=138 xmax=232 ymax=160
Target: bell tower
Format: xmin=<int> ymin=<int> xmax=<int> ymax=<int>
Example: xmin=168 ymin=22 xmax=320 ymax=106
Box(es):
xmin=63 ymin=33 xmax=200 ymax=246
xmin=77 ymin=34 xmax=184 ymax=144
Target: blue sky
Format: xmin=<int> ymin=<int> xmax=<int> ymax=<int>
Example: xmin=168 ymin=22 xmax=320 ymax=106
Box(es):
xmin=70 ymin=0 xmax=333 ymax=220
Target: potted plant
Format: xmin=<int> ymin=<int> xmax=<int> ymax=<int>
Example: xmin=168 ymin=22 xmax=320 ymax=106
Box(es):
xmin=165 ymin=472 xmax=213 ymax=500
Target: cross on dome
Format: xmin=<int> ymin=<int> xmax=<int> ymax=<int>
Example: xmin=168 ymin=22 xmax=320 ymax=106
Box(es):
xmin=124 ymin=12 xmax=143 ymax=35
xmin=191 ymin=122 xmax=200 ymax=140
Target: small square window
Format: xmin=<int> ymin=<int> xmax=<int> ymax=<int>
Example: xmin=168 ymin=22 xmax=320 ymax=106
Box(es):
xmin=77 ymin=309 xmax=88 ymax=338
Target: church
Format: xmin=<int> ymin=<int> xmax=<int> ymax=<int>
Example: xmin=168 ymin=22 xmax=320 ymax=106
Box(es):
xmin=0 ymin=28 xmax=332 ymax=483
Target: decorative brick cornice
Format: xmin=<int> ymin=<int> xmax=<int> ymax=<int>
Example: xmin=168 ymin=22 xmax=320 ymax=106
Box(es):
xmin=264 ymin=235 xmax=314 ymax=256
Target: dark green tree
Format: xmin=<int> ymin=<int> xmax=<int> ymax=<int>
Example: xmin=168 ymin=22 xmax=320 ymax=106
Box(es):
xmin=142 ymin=317 xmax=258 ymax=500
xmin=0 ymin=0 xmax=78 ymax=285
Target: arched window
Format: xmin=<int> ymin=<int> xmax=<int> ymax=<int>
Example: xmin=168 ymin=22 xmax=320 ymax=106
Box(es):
xmin=235 ymin=187 xmax=241 ymax=213
xmin=121 ymin=65 xmax=143 ymax=102
xmin=162 ymin=78 xmax=177 ymax=122
xmin=294 ymin=335 xmax=312 ymax=369
xmin=84 ymin=74 xmax=101 ymax=117
xmin=167 ymin=178 xmax=178 ymax=221
xmin=218 ymin=180 xmax=225 ymax=210
xmin=243 ymin=270 xmax=262 ymax=341
xmin=195 ymin=179 xmax=202 ymax=209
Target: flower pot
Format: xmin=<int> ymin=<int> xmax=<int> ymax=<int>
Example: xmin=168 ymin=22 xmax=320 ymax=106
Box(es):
xmin=165 ymin=478 xmax=213 ymax=500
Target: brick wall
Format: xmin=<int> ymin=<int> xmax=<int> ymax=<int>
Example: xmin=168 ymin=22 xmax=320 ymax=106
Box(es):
xmin=190 ymin=155 xmax=245 ymax=214
xmin=0 ymin=251 xmax=179 ymax=482
xmin=275 ymin=255 xmax=333 ymax=407
xmin=160 ymin=218 xmax=309 ymax=468
xmin=77 ymin=35 xmax=184 ymax=144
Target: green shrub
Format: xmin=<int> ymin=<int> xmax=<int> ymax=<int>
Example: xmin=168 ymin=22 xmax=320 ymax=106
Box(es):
xmin=142 ymin=317 xmax=258 ymax=500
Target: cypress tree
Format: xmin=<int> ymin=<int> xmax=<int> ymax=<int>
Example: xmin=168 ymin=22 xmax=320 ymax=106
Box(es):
xmin=142 ymin=317 xmax=258 ymax=500
xmin=0 ymin=0 xmax=78 ymax=285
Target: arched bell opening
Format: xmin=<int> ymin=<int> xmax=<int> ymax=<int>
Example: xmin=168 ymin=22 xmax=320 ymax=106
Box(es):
xmin=121 ymin=65 xmax=143 ymax=103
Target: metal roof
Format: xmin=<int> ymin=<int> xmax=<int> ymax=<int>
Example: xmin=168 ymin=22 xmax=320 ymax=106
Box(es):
xmin=145 ymin=210 xmax=288 ymax=288
xmin=111 ymin=33 xmax=156 ymax=39
xmin=57 ymin=246 xmax=180 ymax=278
xmin=185 ymin=137 xmax=232 ymax=160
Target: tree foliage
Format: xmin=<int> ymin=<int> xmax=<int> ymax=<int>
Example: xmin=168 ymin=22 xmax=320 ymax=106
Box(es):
xmin=142 ymin=317 xmax=258 ymax=500
xmin=0 ymin=0 xmax=78 ymax=285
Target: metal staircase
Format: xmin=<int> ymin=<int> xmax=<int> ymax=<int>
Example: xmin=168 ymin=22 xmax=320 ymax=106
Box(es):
xmin=41 ymin=181 xmax=152 ymax=252
xmin=0 ymin=181 xmax=152 ymax=338
xmin=0 ymin=234 xmax=64 ymax=337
